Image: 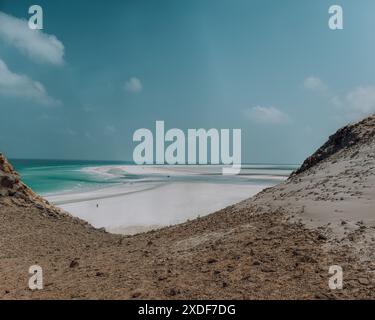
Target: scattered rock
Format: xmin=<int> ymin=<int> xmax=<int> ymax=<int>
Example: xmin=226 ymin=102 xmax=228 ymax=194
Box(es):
xmin=358 ymin=278 xmax=370 ymax=285
xmin=165 ymin=288 xmax=179 ymax=296
xmin=35 ymin=203 xmax=44 ymax=210
xmin=131 ymin=291 xmax=142 ymax=298
xmin=207 ymin=258 xmax=218 ymax=264
xmin=317 ymin=234 xmax=327 ymax=241
xmin=69 ymin=259 xmax=79 ymax=268
xmin=0 ymin=174 xmax=16 ymax=188
xmin=314 ymin=293 xmax=329 ymax=300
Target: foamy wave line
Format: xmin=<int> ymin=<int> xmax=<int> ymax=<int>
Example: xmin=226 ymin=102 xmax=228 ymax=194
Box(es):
xmin=81 ymin=164 xmax=293 ymax=177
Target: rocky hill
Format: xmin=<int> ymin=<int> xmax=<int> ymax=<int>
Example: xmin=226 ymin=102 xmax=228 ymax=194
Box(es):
xmin=1 ymin=154 xmax=30 ymax=199
xmin=292 ymin=115 xmax=375 ymax=176
xmin=0 ymin=154 xmax=69 ymax=218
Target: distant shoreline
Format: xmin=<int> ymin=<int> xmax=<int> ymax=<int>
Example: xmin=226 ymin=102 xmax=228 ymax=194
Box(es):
xmin=46 ymin=165 xmax=287 ymax=232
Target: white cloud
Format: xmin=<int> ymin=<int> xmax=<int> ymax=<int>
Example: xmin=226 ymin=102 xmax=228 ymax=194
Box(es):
xmin=0 ymin=58 xmax=60 ymax=106
xmin=124 ymin=77 xmax=142 ymax=93
xmin=303 ymin=76 xmax=327 ymax=94
xmin=343 ymin=86 xmax=375 ymax=120
xmin=303 ymin=76 xmax=375 ymax=121
xmin=243 ymin=106 xmax=291 ymax=124
xmin=0 ymin=11 xmax=64 ymax=65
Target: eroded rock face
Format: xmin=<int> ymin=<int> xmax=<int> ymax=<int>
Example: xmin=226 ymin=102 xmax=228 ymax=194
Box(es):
xmin=0 ymin=154 xmax=55 ymax=207
xmin=291 ymin=114 xmax=375 ymax=177
xmin=1 ymin=174 xmax=17 ymax=188
xmin=0 ymin=154 xmax=26 ymax=198
xmin=0 ymin=154 xmax=79 ymax=220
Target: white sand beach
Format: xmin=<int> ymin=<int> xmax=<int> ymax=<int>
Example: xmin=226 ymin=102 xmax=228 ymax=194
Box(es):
xmin=46 ymin=165 xmax=283 ymax=234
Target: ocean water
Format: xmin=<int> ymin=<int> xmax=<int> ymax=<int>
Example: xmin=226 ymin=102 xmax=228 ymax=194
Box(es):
xmin=10 ymin=159 xmax=298 ymax=196
xmin=11 ymin=159 xmax=132 ymax=195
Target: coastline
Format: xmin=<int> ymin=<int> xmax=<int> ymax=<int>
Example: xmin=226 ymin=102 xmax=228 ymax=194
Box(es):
xmin=45 ymin=165 xmax=284 ymax=234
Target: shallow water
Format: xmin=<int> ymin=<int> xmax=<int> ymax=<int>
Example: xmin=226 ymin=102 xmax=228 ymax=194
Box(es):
xmin=11 ymin=159 xmax=297 ymax=196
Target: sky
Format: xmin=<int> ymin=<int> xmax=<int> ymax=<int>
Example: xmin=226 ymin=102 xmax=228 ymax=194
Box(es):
xmin=0 ymin=0 xmax=375 ymax=163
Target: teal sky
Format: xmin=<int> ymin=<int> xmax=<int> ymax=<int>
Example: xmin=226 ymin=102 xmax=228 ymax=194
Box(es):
xmin=0 ymin=0 xmax=375 ymax=163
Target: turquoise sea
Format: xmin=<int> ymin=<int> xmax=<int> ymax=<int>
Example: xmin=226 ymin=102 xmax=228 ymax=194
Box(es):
xmin=10 ymin=159 xmax=298 ymax=196
xmin=11 ymin=159 xmax=132 ymax=195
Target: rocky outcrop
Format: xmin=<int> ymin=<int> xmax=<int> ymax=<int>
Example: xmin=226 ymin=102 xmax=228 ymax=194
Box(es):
xmin=291 ymin=114 xmax=375 ymax=177
xmin=0 ymin=154 xmax=28 ymax=198
xmin=0 ymin=153 xmax=66 ymax=216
